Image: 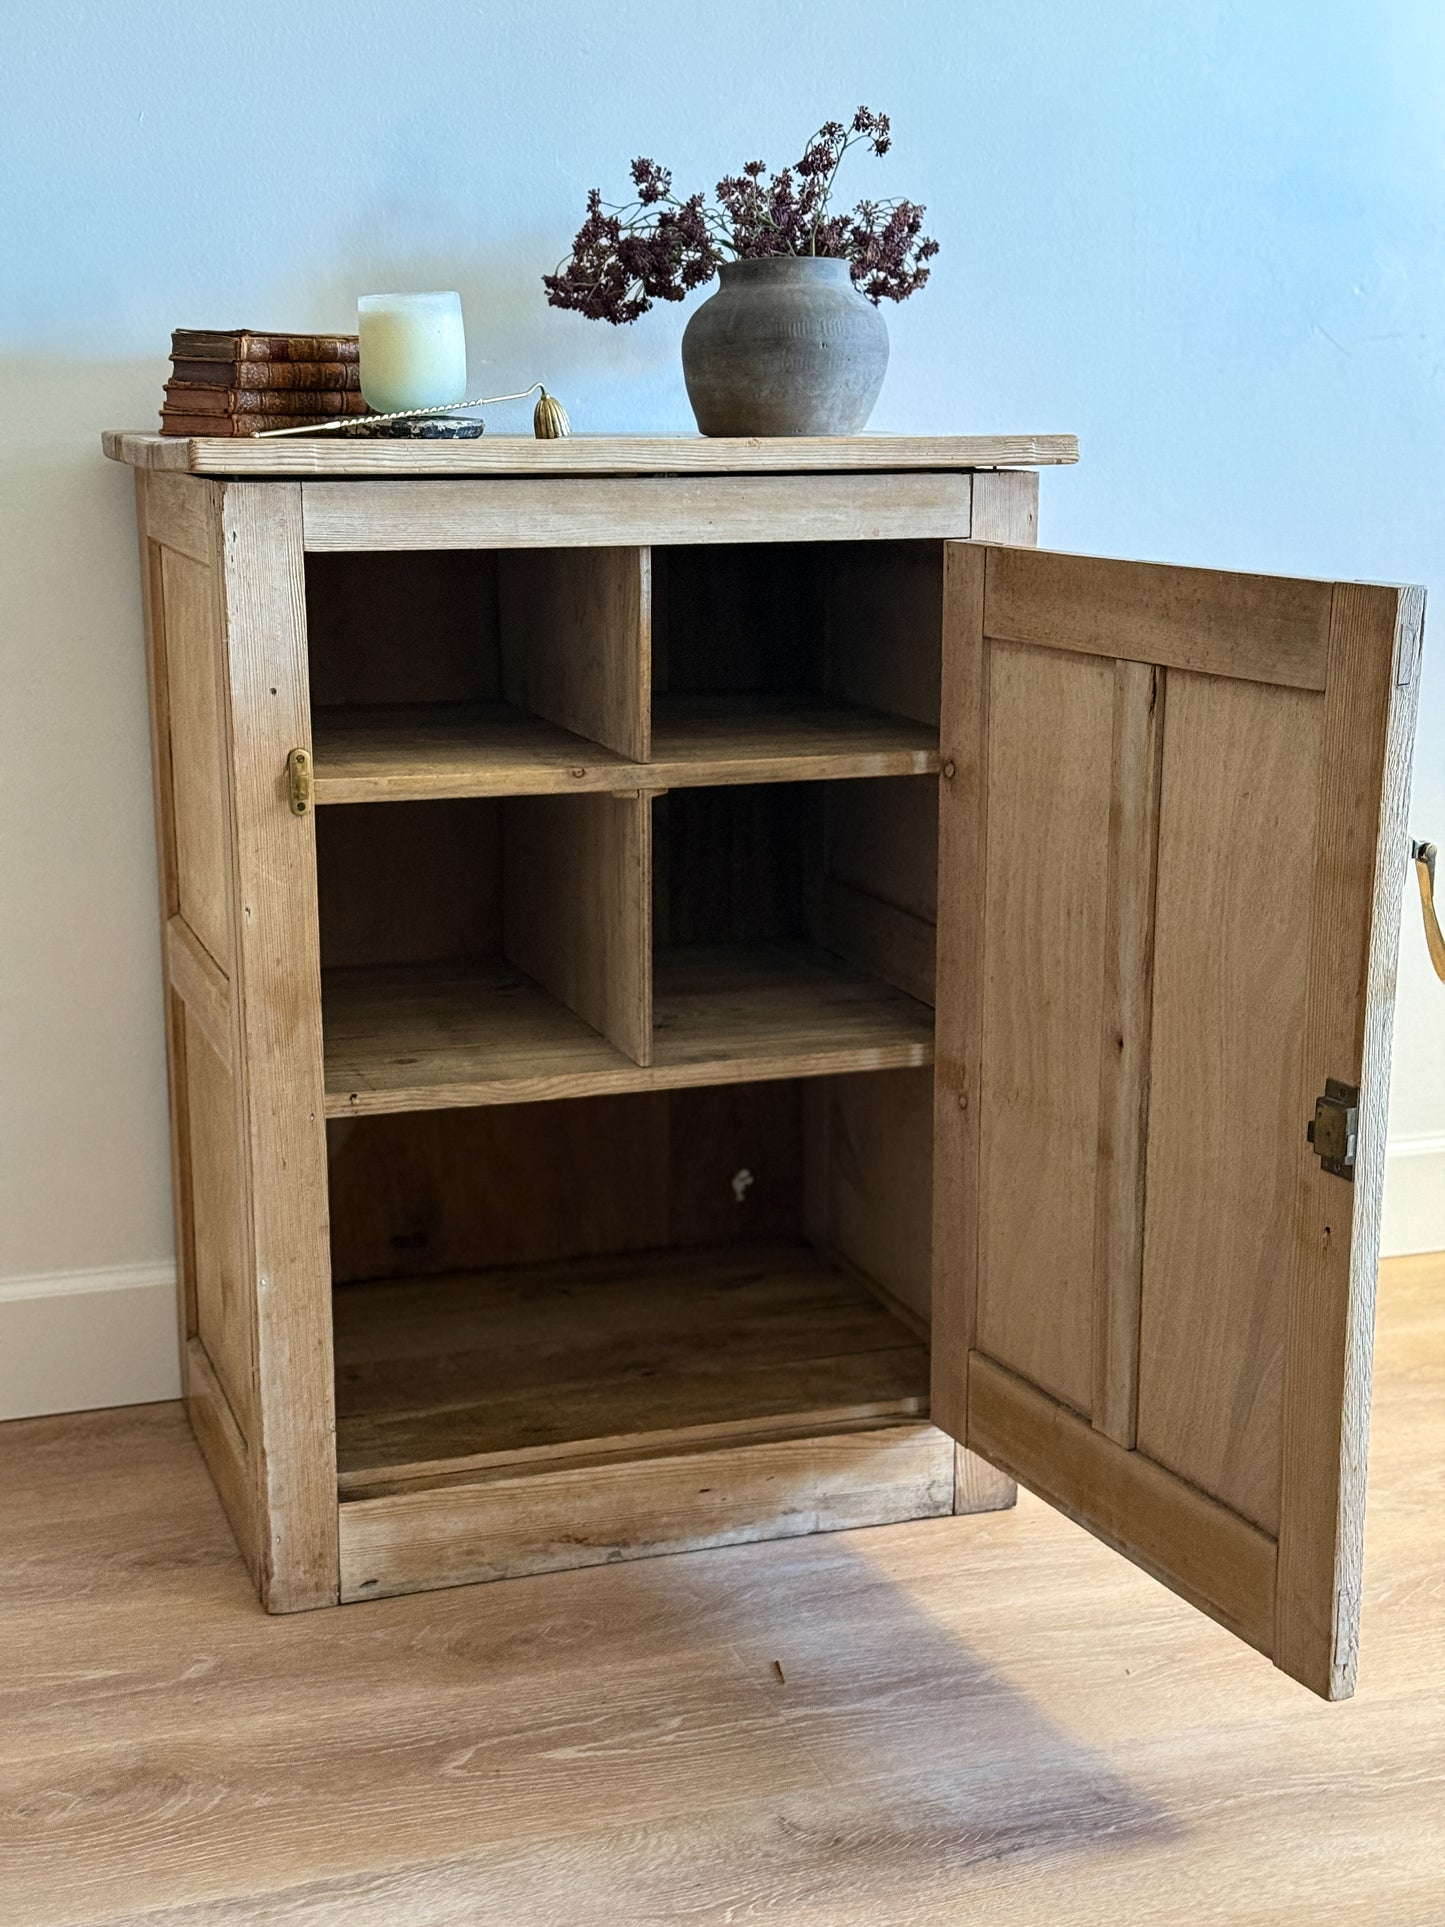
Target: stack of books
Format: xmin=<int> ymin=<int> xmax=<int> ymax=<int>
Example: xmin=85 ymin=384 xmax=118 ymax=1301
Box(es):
xmin=160 ymin=329 xmax=371 ymax=436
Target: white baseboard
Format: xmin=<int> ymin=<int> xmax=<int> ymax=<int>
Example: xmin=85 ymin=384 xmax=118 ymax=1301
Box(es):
xmin=0 ymin=1262 xmax=180 ymax=1421
xmin=1 ymin=1142 xmax=1439 ymax=1424
xmin=1381 ymin=1134 xmax=1445 ymax=1259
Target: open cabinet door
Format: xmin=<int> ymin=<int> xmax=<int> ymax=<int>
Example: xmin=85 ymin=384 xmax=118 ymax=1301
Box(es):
xmin=931 ymin=542 xmax=1424 ymax=1699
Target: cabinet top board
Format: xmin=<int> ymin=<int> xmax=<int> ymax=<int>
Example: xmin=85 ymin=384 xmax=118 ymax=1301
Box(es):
xmin=101 ymin=429 xmax=1078 ymax=479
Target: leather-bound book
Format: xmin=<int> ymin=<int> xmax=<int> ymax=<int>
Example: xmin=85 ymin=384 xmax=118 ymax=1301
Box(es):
xmin=159 ymin=412 xmax=359 ymax=436
xmin=170 ymin=328 xmax=360 ymax=362
xmin=162 ymin=384 xmax=370 ymax=417
xmin=169 ymin=358 xmax=363 ymax=391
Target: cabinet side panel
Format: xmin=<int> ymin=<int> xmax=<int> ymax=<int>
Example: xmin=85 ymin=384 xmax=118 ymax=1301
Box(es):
xmin=220 ymin=481 xmax=338 ymax=1612
xmin=1135 ymin=672 xmax=1322 ymax=1535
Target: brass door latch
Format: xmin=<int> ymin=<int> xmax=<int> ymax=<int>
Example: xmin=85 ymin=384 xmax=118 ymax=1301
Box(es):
xmin=286 ymin=747 xmax=313 ymax=816
xmin=1307 ymin=1079 xmax=1359 ymax=1180
xmin=1413 ymin=840 xmax=1444 ymax=982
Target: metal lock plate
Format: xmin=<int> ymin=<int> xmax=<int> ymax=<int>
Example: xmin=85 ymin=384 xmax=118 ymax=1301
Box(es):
xmin=1307 ymin=1078 xmax=1360 ymax=1180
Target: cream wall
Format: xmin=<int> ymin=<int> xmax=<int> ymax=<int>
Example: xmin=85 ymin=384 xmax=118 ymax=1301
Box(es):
xmin=1 ymin=1 xmax=1441 ymax=1414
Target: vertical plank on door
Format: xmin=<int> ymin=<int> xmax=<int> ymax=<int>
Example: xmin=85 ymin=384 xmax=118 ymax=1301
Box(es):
xmin=1135 ymin=671 xmax=1323 ymax=1535
xmin=1091 ymin=660 xmax=1165 ymax=1447
xmin=1275 ymin=582 xmax=1425 ymax=1697
xmin=219 ymin=481 xmax=338 ymax=1612
xmin=974 ymin=637 xmax=1115 ymax=1417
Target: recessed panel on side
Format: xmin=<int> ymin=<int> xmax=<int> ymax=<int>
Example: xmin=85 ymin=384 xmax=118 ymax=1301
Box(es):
xmin=159 ymin=548 xmax=231 ymax=969
xmin=182 ymin=1005 xmax=252 ymax=1441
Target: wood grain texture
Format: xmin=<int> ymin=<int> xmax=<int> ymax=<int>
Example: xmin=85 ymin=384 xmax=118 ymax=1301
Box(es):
xmin=299 ymin=474 xmax=975 ymax=552
xmin=1091 ymin=660 xmax=1165 ymax=1448
xmin=332 ymin=1243 xmax=929 ymax=1487
xmin=103 ymin=427 xmax=1079 ymax=475
xmin=985 ymin=546 xmax=1333 ymax=690
xmin=503 ymin=792 xmax=652 ymax=1067
xmin=1274 ymin=582 xmax=1425 ymax=1697
xmin=322 ymin=943 xmax=934 ymax=1114
xmin=217 ymin=482 xmax=338 ymax=1611
xmin=158 ymin=545 xmax=232 ymax=968
xmin=930 ymin=542 xmax=990 ymax=1448
xmin=309 ymin=697 xmax=938 ymax=802
xmin=968 ymin=1352 xmax=1277 ymax=1653
xmin=182 ymin=1012 xmax=251 ymax=1439
xmin=806 ymin=1068 xmax=936 ymax=1330
xmin=1134 ymin=671 xmax=1322 ymax=1533
xmin=497 ymin=546 xmax=650 ymax=761
xmin=1 ymin=1253 xmax=1440 ymax=1925
xmin=975 ymin=639 xmax=1115 ymax=1416
xmin=824 ymin=539 xmax=945 ymax=726
xmin=325 ymin=1083 xmax=808 ymax=1286
xmin=165 ymin=913 xmax=231 ymax=1064
xmin=339 ymin=1423 xmax=954 ymax=1600
xmin=967 ymin=468 xmax=1041 ymax=545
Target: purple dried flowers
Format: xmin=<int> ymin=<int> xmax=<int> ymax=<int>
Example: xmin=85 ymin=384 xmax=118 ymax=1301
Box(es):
xmin=544 ymin=108 xmax=938 ymax=324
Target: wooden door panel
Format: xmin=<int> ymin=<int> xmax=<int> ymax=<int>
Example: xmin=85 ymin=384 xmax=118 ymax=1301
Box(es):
xmin=1136 ymin=670 xmax=1323 ymax=1532
xmin=976 ymin=641 xmax=1114 ymax=1415
xmin=934 ymin=542 xmax=1424 ymax=1699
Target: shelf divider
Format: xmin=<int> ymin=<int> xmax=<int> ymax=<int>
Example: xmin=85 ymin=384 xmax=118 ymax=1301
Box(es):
xmin=502 ymin=792 xmax=652 ymax=1068
xmin=497 ymin=545 xmax=651 ymax=761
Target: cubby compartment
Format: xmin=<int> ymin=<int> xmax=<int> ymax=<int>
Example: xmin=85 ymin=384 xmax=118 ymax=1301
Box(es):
xmin=651 ymin=777 xmax=937 ymax=1077
xmin=326 ymin=1071 xmax=935 ymax=1498
xmin=305 ymin=547 xmax=649 ymax=800
xmin=317 ymin=793 xmax=651 ymax=1111
xmin=650 ymin=540 xmax=943 ymax=777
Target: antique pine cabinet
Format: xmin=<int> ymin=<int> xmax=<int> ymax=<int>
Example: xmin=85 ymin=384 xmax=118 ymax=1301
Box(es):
xmin=103 ymin=428 xmax=1424 ymax=1701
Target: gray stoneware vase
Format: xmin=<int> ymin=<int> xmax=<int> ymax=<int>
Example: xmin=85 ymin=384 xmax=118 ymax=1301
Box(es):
xmin=681 ymin=256 xmax=888 ymax=437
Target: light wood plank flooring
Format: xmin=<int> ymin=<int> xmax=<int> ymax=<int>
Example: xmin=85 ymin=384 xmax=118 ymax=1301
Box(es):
xmin=1 ymin=1253 xmax=1440 ymax=1925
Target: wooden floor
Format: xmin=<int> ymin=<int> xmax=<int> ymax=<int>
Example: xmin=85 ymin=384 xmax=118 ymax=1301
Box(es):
xmin=2 ymin=1253 xmax=1441 ymax=1925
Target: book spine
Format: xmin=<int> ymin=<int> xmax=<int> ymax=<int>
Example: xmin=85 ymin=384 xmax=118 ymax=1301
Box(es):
xmin=163 ymin=385 xmax=369 ymax=416
xmin=158 ymin=413 xmax=356 ymax=436
xmin=170 ymin=331 xmax=360 ymax=362
xmin=169 ymin=358 xmax=362 ymax=391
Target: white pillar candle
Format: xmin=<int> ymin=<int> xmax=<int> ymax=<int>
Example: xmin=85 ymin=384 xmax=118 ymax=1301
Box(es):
xmin=357 ymin=291 xmax=467 ymax=413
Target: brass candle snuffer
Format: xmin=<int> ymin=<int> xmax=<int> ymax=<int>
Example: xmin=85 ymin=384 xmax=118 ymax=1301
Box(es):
xmin=256 ymin=382 xmax=572 ymax=440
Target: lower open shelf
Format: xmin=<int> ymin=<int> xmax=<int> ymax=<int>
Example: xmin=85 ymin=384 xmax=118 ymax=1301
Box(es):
xmin=323 ymin=942 xmax=934 ymax=1115
xmin=333 ymin=1241 xmax=930 ymax=1496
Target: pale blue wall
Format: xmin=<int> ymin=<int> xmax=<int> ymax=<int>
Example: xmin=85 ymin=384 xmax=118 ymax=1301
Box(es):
xmin=2 ymin=0 xmax=1441 ymax=1282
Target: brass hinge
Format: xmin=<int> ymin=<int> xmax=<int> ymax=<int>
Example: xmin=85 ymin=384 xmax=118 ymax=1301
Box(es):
xmin=1307 ymin=1078 xmax=1359 ymax=1180
xmin=286 ymin=746 xmax=313 ymax=816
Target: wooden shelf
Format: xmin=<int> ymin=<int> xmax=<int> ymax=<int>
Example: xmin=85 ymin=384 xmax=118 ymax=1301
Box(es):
xmin=104 ymin=428 xmax=1080 ymax=477
xmin=322 ymin=942 xmax=934 ymax=1116
xmin=310 ymin=696 xmax=937 ymax=803
xmin=333 ymin=1241 xmax=929 ymax=1494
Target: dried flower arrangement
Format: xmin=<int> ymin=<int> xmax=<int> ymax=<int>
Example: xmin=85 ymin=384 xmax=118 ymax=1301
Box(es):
xmin=544 ymin=108 xmax=939 ymax=325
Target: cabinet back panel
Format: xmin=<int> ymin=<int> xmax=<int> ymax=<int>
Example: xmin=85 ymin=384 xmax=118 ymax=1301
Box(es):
xmin=306 ymin=551 xmax=501 ymax=706
xmin=316 ymin=800 xmax=501 ymax=968
xmin=825 ymin=540 xmax=944 ymax=726
xmin=652 ymin=544 xmax=826 ymax=694
xmin=655 ymin=786 xmax=823 ymax=947
xmin=326 ymin=1083 xmax=806 ymax=1282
